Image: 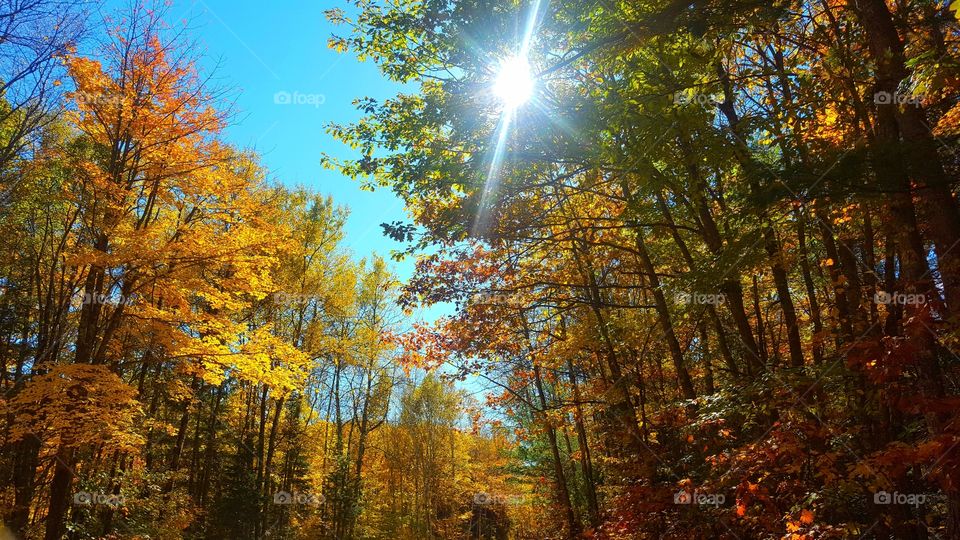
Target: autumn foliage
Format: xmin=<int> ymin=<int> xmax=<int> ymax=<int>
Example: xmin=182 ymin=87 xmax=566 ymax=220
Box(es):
xmin=0 ymin=3 xmax=527 ymax=540
xmin=325 ymin=0 xmax=960 ymax=538
xmin=5 ymin=0 xmax=960 ymax=539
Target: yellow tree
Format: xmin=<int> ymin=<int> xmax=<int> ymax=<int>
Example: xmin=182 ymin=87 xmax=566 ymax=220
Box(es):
xmin=11 ymin=5 xmax=294 ymax=538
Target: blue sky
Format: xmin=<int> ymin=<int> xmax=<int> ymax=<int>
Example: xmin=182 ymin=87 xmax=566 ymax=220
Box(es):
xmin=88 ymin=0 xmax=520 ymax=404
xmin=139 ymin=0 xmax=419 ymax=291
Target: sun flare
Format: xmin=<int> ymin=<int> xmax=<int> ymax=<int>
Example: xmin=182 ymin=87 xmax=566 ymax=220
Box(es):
xmin=493 ymin=56 xmax=534 ymax=109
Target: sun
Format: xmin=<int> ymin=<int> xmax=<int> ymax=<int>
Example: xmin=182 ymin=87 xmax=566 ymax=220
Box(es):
xmin=493 ymin=56 xmax=534 ymax=109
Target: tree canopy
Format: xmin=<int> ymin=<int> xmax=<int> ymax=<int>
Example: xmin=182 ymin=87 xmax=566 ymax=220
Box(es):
xmin=3 ymin=0 xmax=960 ymax=538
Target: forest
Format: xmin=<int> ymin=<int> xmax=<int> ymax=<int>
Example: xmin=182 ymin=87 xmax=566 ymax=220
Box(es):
xmin=2 ymin=0 xmax=960 ymax=538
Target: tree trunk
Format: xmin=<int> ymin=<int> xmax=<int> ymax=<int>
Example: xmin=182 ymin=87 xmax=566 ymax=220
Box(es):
xmin=634 ymin=232 xmax=696 ymax=399
xmin=715 ymin=63 xmax=804 ymax=367
xmin=795 ymin=208 xmax=824 ymax=364
xmin=851 ymin=0 xmax=960 ymax=311
xmin=44 ymin=445 xmax=76 ymax=540
xmin=532 ymin=363 xmax=579 ymax=535
xmin=567 ymin=359 xmax=600 ymax=526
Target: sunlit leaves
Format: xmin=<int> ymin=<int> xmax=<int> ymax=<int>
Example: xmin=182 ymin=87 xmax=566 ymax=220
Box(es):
xmin=10 ymin=364 xmax=144 ymax=452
